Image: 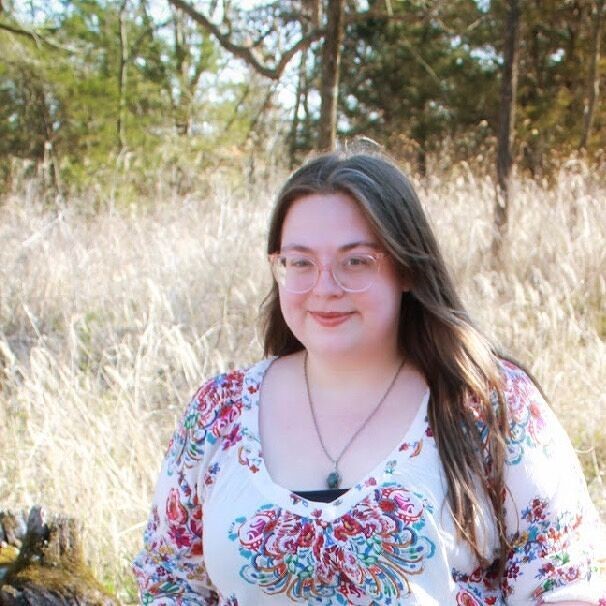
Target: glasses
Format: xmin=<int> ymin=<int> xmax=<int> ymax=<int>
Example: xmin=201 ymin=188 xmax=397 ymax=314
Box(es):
xmin=269 ymin=251 xmax=386 ymax=294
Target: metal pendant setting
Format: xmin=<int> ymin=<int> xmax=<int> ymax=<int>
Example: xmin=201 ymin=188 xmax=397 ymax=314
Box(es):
xmin=327 ymin=470 xmax=341 ymax=489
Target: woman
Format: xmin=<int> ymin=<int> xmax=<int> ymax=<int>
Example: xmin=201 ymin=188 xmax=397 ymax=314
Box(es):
xmin=133 ymin=153 xmax=604 ymax=604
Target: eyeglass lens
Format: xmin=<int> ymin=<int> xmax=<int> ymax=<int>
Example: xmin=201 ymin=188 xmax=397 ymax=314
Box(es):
xmin=272 ymin=253 xmax=379 ymax=293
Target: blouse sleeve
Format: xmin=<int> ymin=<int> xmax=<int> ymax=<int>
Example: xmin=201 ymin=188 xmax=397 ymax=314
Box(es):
xmin=132 ymin=379 xmax=223 ymax=605
xmin=498 ymin=363 xmax=606 ymax=604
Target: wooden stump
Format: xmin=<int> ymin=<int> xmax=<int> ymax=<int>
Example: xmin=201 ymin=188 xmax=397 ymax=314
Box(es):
xmin=0 ymin=507 xmax=116 ymax=606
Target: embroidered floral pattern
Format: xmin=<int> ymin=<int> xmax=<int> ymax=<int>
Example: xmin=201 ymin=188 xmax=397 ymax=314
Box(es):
xmin=452 ymin=565 xmax=500 ymax=606
xmin=133 ymin=360 xmax=605 ymax=604
xmin=237 ymin=442 xmax=262 ymax=474
xmin=167 ymin=371 xmax=245 ymax=473
xmin=133 ymin=472 xmax=218 ymax=604
xmin=398 ymin=439 xmax=423 ymax=457
xmin=229 ymin=487 xmax=435 ymax=604
xmin=502 ymin=496 xmax=595 ymax=599
xmin=500 ymin=361 xmax=552 ymax=464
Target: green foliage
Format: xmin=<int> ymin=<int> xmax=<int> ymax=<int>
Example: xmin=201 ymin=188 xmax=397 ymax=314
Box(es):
xmin=514 ymin=0 xmax=605 ymax=172
xmin=0 ymin=30 xmax=47 ymax=163
xmin=0 ymin=0 xmax=604 ymax=190
xmin=0 ymin=0 xmax=262 ymax=196
xmin=338 ymin=0 xmax=500 ymax=171
xmin=336 ymin=0 xmax=605 ymax=173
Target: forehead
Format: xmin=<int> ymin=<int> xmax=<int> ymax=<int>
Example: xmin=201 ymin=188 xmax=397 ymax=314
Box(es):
xmin=281 ymin=193 xmax=378 ymax=249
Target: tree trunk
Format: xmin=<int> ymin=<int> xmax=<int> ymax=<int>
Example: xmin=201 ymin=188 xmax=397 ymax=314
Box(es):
xmin=0 ymin=507 xmax=116 ymax=606
xmin=580 ymin=0 xmax=604 ymax=150
xmin=40 ymin=88 xmax=62 ymax=197
xmin=289 ymin=46 xmax=308 ymax=167
xmin=318 ymin=0 xmax=345 ymax=151
xmin=493 ymin=0 xmax=520 ymax=260
xmin=173 ymin=8 xmax=192 ymax=136
xmin=308 ymin=0 xmax=322 ymax=28
xmin=168 ymin=0 xmax=322 ymax=80
xmin=525 ymin=14 xmax=544 ymax=177
xmin=303 ymin=53 xmax=312 ymax=150
xmin=117 ymin=0 xmax=128 ymax=153
xmin=417 ymin=101 xmax=427 ymax=178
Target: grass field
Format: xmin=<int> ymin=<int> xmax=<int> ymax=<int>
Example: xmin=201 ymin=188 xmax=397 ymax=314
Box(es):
xmin=0 ymin=159 xmax=604 ymax=599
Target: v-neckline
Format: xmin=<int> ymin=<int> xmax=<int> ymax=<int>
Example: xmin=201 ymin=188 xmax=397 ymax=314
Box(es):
xmin=239 ymin=358 xmax=431 ymax=522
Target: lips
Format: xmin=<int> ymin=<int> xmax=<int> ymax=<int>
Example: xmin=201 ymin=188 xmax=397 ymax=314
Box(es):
xmin=309 ymin=311 xmax=354 ymax=327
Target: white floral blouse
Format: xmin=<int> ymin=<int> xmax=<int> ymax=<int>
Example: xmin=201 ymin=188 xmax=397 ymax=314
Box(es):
xmin=132 ymin=358 xmax=605 ymax=605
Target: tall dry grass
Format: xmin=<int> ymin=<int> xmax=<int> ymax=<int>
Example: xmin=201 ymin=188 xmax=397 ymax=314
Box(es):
xmin=0 ymin=160 xmax=604 ymax=598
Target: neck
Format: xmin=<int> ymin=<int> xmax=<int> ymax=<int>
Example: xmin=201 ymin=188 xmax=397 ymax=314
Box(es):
xmin=304 ymin=348 xmax=404 ymax=392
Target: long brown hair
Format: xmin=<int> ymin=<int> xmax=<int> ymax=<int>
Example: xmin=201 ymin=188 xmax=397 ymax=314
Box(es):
xmin=262 ymin=151 xmax=510 ymax=568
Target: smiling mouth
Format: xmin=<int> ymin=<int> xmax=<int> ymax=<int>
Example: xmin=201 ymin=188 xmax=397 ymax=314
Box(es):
xmin=309 ymin=311 xmax=354 ymax=326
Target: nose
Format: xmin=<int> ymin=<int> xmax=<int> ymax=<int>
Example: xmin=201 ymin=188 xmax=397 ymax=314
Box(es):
xmin=312 ymin=265 xmax=343 ymax=296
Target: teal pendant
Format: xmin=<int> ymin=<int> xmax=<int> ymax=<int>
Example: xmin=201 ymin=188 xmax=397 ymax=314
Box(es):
xmin=327 ymin=471 xmax=341 ymax=489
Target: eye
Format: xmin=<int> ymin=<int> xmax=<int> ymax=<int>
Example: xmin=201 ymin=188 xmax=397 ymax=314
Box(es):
xmin=286 ymin=255 xmax=315 ymax=269
xmin=343 ymin=254 xmax=373 ymax=269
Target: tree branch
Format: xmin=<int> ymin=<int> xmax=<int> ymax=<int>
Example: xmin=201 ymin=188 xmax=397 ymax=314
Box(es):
xmin=167 ymin=0 xmax=323 ymax=79
xmin=0 ymin=20 xmax=73 ymax=52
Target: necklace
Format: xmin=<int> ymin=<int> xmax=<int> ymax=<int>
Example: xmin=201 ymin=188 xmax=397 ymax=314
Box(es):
xmin=303 ymin=352 xmax=405 ymax=489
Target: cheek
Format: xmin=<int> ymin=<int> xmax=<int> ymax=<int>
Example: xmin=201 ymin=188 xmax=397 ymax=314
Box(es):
xmin=368 ymin=288 xmax=403 ymax=322
xmin=278 ymin=290 xmax=306 ymax=325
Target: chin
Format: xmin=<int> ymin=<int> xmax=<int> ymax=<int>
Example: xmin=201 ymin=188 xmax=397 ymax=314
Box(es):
xmin=300 ymin=334 xmax=371 ymax=360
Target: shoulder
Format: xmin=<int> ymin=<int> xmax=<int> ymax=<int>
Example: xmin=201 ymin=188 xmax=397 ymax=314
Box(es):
xmin=498 ymin=359 xmax=543 ymax=403
xmin=498 ymin=359 xmax=547 ymax=426
xmin=496 ymin=359 xmax=569 ymax=466
xmin=189 ymin=368 xmax=248 ymax=436
xmin=189 ymin=358 xmax=274 ymax=434
xmin=465 ymin=359 xmax=559 ymax=465
xmin=465 ymin=359 xmax=546 ymax=435
xmin=165 ymin=359 xmax=270 ymax=462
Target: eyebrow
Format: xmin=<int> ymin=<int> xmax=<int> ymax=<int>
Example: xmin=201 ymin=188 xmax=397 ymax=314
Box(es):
xmin=280 ymin=241 xmax=381 ymax=253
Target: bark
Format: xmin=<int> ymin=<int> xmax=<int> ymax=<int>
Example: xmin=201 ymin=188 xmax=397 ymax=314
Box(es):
xmin=580 ymin=0 xmax=604 ymax=149
xmin=116 ymin=0 xmax=128 ymax=152
xmin=523 ymin=18 xmax=543 ymax=177
xmin=0 ymin=507 xmax=116 ymax=606
xmin=309 ymin=0 xmax=322 ymax=27
xmin=318 ymin=0 xmax=345 ymax=150
xmin=289 ymin=45 xmax=307 ymax=166
xmin=39 ymin=87 xmax=62 ymax=196
xmin=167 ymin=0 xmax=322 ymax=80
xmin=164 ymin=3 xmax=214 ymax=137
xmin=173 ymin=7 xmax=191 ymax=135
xmin=303 ymin=53 xmax=312 ymax=148
xmin=416 ymin=101 xmax=427 ymax=178
xmin=0 ymin=21 xmax=66 ymax=50
xmin=493 ymin=0 xmax=520 ymax=259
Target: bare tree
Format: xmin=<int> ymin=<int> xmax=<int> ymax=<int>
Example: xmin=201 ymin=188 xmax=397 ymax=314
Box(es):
xmin=165 ymin=1 xmax=409 ymax=151
xmin=493 ymin=0 xmax=520 ymax=261
xmin=167 ymin=0 xmax=326 ymax=143
xmin=117 ymin=0 xmax=129 ymax=152
xmin=318 ymin=0 xmax=345 ymax=150
xmin=580 ymin=0 xmax=605 ymax=150
xmin=171 ymin=4 xmax=203 ymax=136
xmin=289 ymin=35 xmax=311 ymax=164
xmin=168 ymin=0 xmax=322 ymax=79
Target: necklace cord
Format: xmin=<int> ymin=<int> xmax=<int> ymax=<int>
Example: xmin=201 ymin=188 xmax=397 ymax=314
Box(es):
xmin=303 ymin=352 xmax=405 ymax=488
